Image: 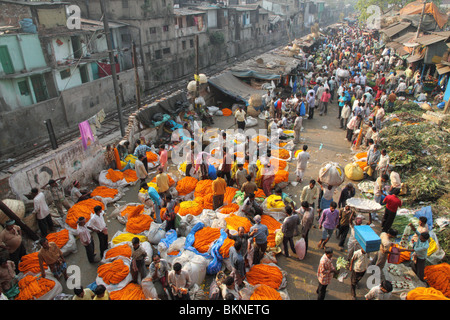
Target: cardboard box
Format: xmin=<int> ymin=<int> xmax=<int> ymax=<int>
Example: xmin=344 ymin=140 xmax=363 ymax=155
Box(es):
xmin=354 ymin=225 xmax=381 ymax=253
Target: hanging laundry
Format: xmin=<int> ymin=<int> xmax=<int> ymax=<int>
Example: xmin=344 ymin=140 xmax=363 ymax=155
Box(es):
xmin=79 ymin=120 xmax=95 ymax=150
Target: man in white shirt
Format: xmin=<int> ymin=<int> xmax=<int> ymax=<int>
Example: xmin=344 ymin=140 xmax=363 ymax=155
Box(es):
xmin=75 ymin=216 xmax=96 ymax=263
xmin=300 ymin=179 xmax=320 ymax=209
xmin=168 ymin=262 xmax=191 ymax=300
xmin=235 ymin=106 xmax=246 ymax=131
xmin=296 ymin=145 xmax=310 ymax=183
xmin=365 ymin=280 xmax=393 ymax=300
xmin=350 ymin=248 xmax=369 ymax=300
xmin=87 ymin=205 xmax=108 ymax=259
xmin=293 ymin=114 xmax=303 ymax=144
xmin=135 ymin=154 xmax=148 ymax=185
xmin=31 ymin=188 xmax=54 ymax=237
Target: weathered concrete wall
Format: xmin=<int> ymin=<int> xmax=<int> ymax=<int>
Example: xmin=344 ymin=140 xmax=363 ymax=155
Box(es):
xmin=8 ymin=138 xmax=104 ymax=202
xmin=0 ymin=97 xmax=68 ymax=157
xmin=61 ymin=66 xmax=144 ymax=126
xmin=0 ymin=67 xmax=144 ymax=158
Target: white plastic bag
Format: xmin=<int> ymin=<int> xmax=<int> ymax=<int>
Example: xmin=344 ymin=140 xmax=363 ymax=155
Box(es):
xmin=319 ymin=162 xmax=345 ymax=187
xmin=148 ymin=221 xmax=167 ymax=245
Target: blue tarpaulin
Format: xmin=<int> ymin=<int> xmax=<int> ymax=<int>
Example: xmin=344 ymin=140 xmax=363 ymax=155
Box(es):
xmin=414 ymin=206 xmax=433 ymax=230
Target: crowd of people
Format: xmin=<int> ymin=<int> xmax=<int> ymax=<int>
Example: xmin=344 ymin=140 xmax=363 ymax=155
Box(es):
xmin=0 ymin=22 xmax=437 ymax=301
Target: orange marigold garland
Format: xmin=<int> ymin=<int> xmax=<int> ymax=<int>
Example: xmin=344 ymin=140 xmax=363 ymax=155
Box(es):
xmin=219 ymin=203 xmax=240 ymax=215
xmin=18 ymin=252 xmax=47 ymax=274
xmin=65 ymin=198 xmax=105 ymax=229
xmin=424 ymin=263 xmax=450 ymax=298
xmin=225 ymin=213 xmax=252 ymax=233
xmin=46 ymin=229 xmax=70 ymax=249
xmin=105 ymin=244 xmax=132 ymax=260
xmin=250 ymin=284 xmax=282 ymax=300
xmin=222 ymin=108 xmax=232 ymax=116
xmin=224 ymin=187 xmax=238 ymax=205
xmin=15 ymin=274 xmax=55 ymax=300
xmin=245 ymin=264 xmax=283 ymax=289
xmin=176 ymin=176 xmax=198 ymax=196
xmin=110 ymin=283 xmax=146 ymax=300
xmin=91 ymin=186 xmax=119 ymax=199
xmin=193 ymin=227 xmax=221 ymax=253
xmin=97 ymin=259 xmax=129 ymax=285
xmin=260 ymin=215 xmax=282 ymax=248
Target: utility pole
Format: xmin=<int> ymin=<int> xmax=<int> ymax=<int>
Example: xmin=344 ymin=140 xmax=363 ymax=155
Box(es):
xmin=132 ymin=41 xmax=141 ymax=109
xmin=100 ymin=0 xmax=125 ymax=137
xmin=415 ymin=0 xmax=427 ymax=40
xmin=195 ymin=34 xmax=199 ymax=99
xmin=194 ymin=34 xmax=199 ymax=113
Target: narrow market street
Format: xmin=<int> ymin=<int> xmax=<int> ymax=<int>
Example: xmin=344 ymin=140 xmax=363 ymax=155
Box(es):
xmin=57 ymin=99 xmax=383 ymax=301
xmin=2 ymin=1 xmax=450 ymax=304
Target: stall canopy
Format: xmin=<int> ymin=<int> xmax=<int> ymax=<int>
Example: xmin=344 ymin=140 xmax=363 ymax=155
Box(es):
xmin=399 ymin=1 xmax=448 ymax=29
xmin=231 ymin=70 xmax=281 ymax=81
xmin=208 ymin=71 xmax=266 ymax=104
xmin=380 ymin=21 xmax=412 ymax=38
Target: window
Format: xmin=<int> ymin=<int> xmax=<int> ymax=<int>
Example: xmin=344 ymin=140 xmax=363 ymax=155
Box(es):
xmin=149 ymin=27 xmax=157 ymax=34
xmin=145 ymin=52 xmax=151 ymax=62
xmin=18 ymin=80 xmax=29 ymax=96
xmin=163 ymin=25 xmax=169 ymax=32
xmin=163 ymin=47 xmax=171 ymax=55
xmin=182 ymin=40 xmax=186 ymax=50
xmin=155 ymin=50 xmax=162 ymax=60
xmin=190 ymin=39 xmax=194 ymax=48
xmin=0 ymin=45 xmax=14 ymax=74
xmin=122 ymin=0 xmax=129 ymax=8
xmin=60 ymin=69 xmax=71 ymax=80
xmin=121 ymin=34 xmax=131 ymax=43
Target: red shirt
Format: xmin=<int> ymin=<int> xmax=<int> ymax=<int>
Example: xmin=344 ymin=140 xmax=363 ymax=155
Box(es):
xmin=384 ymin=194 xmax=402 ymax=212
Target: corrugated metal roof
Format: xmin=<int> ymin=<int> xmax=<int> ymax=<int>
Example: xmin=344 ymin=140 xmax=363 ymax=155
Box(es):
xmin=173 ymin=8 xmax=206 ymax=16
xmin=380 ymin=22 xmax=412 ymax=37
xmin=415 ymin=33 xmax=449 ymax=46
xmin=436 ymin=63 xmax=450 ymax=74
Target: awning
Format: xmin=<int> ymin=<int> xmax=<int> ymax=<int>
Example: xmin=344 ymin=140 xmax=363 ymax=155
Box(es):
xmin=231 ymin=70 xmax=281 ymax=81
xmin=399 ymin=1 xmax=448 ymax=29
xmin=436 ymin=64 xmax=450 ymax=75
xmin=415 ymin=33 xmax=449 ymax=46
xmin=380 ymin=22 xmax=412 ymax=38
xmin=407 ymin=53 xmax=424 ymax=63
xmin=208 ymin=71 xmax=266 ymax=104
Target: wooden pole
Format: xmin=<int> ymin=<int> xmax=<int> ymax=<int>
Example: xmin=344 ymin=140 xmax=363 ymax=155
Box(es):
xmin=415 ymin=0 xmax=427 ymax=40
xmin=132 ymin=41 xmax=141 ymax=110
xmin=0 ymin=200 xmax=39 ymax=241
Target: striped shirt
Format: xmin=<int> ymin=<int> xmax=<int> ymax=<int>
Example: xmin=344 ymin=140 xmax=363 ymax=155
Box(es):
xmin=317 ymin=253 xmax=335 ymax=285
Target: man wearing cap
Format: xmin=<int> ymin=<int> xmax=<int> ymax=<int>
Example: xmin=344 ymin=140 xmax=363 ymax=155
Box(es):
xmin=0 ymin=220 xmax=27 ymax=273
xmin=75 ymin=216 xmax=96 ymax=263
xmin=249 ymin=215 xmax=269 ymax=265
xmin=45 ymin=177 xmax=70 ymax=217
xmin=31 ymin=187 xmax=54 ymax=237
